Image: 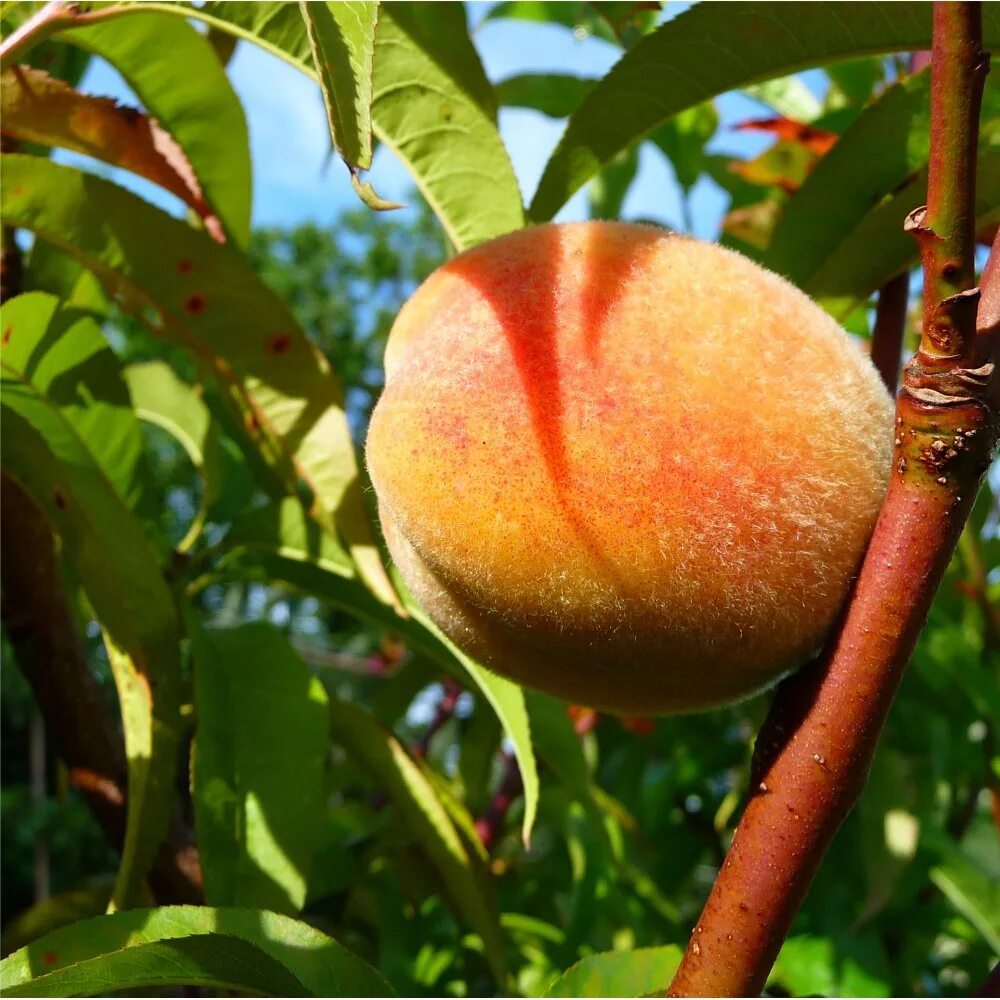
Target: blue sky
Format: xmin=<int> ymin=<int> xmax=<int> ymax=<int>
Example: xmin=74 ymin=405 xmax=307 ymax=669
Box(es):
xmin=72 ymin=2 xmax=777 ymax=240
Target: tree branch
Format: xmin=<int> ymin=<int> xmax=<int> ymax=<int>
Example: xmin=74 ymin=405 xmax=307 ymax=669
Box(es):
xmin=475 ymin=749 xmax=523 ymax=852
xmin=668 ymin=5 xmax=995 ymax=995
xmin=0 ymin=2 xmax=131 ymax=68
xmin=1 ymin=477 xmax=203 ymax=904
xmin=413 ymin=679 xmax=462 ymax=759
xmin=870 ymin=272 xmax=911 ymax=395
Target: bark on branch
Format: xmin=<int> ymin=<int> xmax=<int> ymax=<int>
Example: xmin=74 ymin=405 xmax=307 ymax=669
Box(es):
xmin=871 ymin=272 xmax=911 ymax=395
xmin=1 ymin=476 xmax=203 ymax=903
xmin=668 ymin=5 xmax=995 ymax=995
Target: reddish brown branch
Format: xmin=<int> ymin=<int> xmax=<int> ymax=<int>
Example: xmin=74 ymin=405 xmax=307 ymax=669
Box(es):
xmin=920 ymin=4 xmax=986 ymax=344
xmin=1 ymin=477 xmax=203 ymax=904
xmin=977 ymin=961 xmax=1000 ymax=997
xmin=413 ymin=678 xmax=462 ymax=759
xmin=0 ymin=1 xmax=130 ymax=67
xmin=475 ymin=749 xmax=523 ymax=852
xmin=871 ymin=272 xmax=911 ymax=395
xmin=668 ymin=5 xmax=995 ymax=995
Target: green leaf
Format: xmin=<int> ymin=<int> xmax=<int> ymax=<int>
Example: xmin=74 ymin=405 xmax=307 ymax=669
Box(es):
xmin=17 ymin=34 xmax=92 ymax=89
xmin=0 ymin=292 xmax=145 ymax=507
xmin=529 ymin=1 xmax=1000 ymax=221
xmin=483 ymin=1 xmax=619 ymax=46
xmin=495 ymin=73 xmax=596 ymax=119
xmin=0 ymin=884 xmax=112 ymax=956
xmin=0 ymin=293 xmax=181 ymax=910
xmin=765 ymin=69 xmax=932 ymax=284
xmin=824 ymin=56 xmax=886 ymax=113
xmin=100 ymin=632 xmax=179 ymax=912
xmin=769 ymin=71 xmax=1000 ymax=314
xmin=457 ymin=700 xmax=502 ymax=816
xmin=930 ymin=846 xmax=1000 ymax=953
xmin=217 ymin=500 xmax=443 ymax=650
xmin=499 ymin=77 xmax=717 ymax=207
xmin=809 ymin=148 xmax=1000 ymax=319
xmin=588 ymin=144 xmax=639 ymax=219
xmin=223 ymin=497 xmax=356 ymax=582
xmin=587 ymin=1 xmax=662 ymax=48
xmin=327 ymin=697 xmax=506 ymax=984
xmin=544 ymin=944 xmax=683 ymax=998
xmin=372 ymin=2 xmax=497 ymax=118
xmin=187 ymin=621 xmax=330 ymax=915
xmin=117 ymin=1 xmax=524 ymax=250
xmin=648 ymin=102 xmax=718 ymax=193
xmin=0 ymin=906 xmax=394 ymax=997
xmin=525 ymin=692 xmax=590 ymax=797
xmin=2 ymin=153 xmax=398 ymax=610
xmin=399 ymin=588 xmax=540 ymax=849
xmin=124 ymin=361 xmax=223 ymax=552
xmin=742 ymin=75 xmax=822 ymax=121
xmin=369 ymin=3 xmax=522 ymax=247
xmin=769 ymin=934 xmax=891 ymax=998
xmin=25 ymin=241 xmax=108 ymax=318
xmin=1 ymin=66 xmax=232 ymax=242
xmin=59 ymin=12 xmax=252 ymax=246
xmin=216 ymin=504 xmax=541 ymax=848
xmin=300 ymin=0 xmax=383 ymax=208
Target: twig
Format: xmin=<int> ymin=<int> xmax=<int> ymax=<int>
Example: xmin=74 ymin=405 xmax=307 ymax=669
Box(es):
xmin=0 ymin=2 xmax=66 ymax=66
xmin=0 ymin=2 xmax=130 ymax=67
xmin=413 ymin=678 xmax=462 ymax=759
xmin=870 ymin=272 xmax=911 ymax=395
xmin=29 ymin=711 xmax=51 ymax=903
xmin=668 ymin=5 xmax=995 ymax=995
xmin=475 ymin=749 xmax=523 ymax=852
xmin=1 ymin=228 xmax=23 ymax=303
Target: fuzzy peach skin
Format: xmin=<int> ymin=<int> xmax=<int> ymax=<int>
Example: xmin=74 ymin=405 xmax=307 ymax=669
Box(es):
xmin=366 ymin=222 xmax=894 ymax=714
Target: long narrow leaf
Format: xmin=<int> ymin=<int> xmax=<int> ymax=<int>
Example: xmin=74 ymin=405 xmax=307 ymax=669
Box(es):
xmin=1 ymin=66 xmax=229 ymax=241
xmin=0 ymin=906 xmax=394 ymax=997
xmin=397 ymin=586 xmax=540 ymax=849
xmin=187 ymin=620 xmax=329 ymax=914
xmin=94 ymin=1 xmax=524 ymax=250
xmin=529 ymin=2 xmax=1000 ymax=221
xmin=1 ymin=292 xmax=146 ymax=507
xmin=544 ymin=945 xmax=683 ymax=998
xmin=60 ymin=11 xmax=251 ymax=246
xmin=299 ymin=1 xmax=392 ymax=210
xmin=218 ymin=500 xmax=541 ymax=846
xmin=1 ymin=292 xmax=181 ymax=909
xmin=2 ymin=154 xmax=398 ymax=610
xmin=123 ymin=361 xmax=223 ymax=552
xmin=495 ymin=73 xmax=596 ymax=120
xmin=766 ymin=70 xmax=999 ymax=286
xmin=810 ymin=149 xmax=1000 ymax=319
xmin=59 ymin=12 xmax=251 ymax=245
xmin=328 ymin=697 xmax=506 ymax=984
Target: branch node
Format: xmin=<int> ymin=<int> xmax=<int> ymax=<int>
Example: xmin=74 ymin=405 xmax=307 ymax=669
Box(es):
xmin=903 ymin=205 xmax=935 ymax=239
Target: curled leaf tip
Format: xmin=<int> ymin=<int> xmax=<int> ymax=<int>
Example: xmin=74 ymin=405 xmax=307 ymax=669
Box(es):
xmin=350 ymin=170 xmax=405 ymax=212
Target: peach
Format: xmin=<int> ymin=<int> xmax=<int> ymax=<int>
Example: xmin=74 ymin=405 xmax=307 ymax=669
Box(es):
xmin=366 ymin=222 xmax=893 ymax=714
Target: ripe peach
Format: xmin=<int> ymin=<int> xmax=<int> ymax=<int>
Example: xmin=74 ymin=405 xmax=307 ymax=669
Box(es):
xmin=366 ymin=222 xmax=893 ymax=714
